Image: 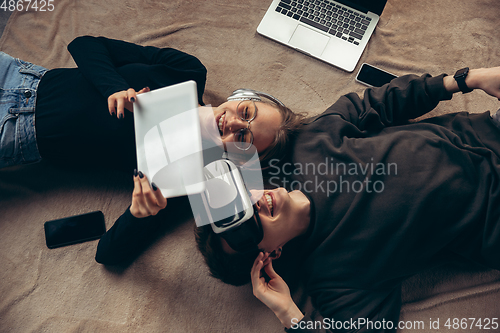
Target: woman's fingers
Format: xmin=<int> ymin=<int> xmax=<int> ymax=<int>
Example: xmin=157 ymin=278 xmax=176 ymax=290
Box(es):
xmin=107 ymin=89 xmax=141 ymax=119
xmin=132 ymin=170 xmax=143 ymax=196
xmin=130 ymin=170 xmax=167 ymax=218
xmin=137 ymin=86 xmax=150 ymax=95
xmin=139 ymin=174 xmax=167 ymax=213
xmin=131 ymin=171 xmax=146 ymax=218
xmin=127 ymin=88 xmax=137 ymax=103
xmin=116 ymin=95 xmax=125 ymax=119
xmin=108 ymin=96 xmax=116 ymax=116
xmin=151 ymin=182 xmax=167 ymax=209
xmin=123 ymin=87 xmax=150 ymax=115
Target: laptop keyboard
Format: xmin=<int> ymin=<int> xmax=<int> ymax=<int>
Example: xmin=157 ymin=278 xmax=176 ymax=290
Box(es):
xmin=275 ymin=0 xmax=372 ymax=45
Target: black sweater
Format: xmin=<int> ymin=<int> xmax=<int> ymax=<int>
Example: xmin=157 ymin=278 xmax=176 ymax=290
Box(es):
xmin=35 ymin=36 xmax=207 ymax=170
xmin=287 ymin=73 xmax=500 ymax=332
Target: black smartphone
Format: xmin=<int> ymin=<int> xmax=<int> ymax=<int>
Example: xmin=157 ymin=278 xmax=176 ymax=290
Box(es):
xmin=44 ymin=211 xmax=106 ymax=249
xmin=356 ymin=63 xmax=398 ymax=87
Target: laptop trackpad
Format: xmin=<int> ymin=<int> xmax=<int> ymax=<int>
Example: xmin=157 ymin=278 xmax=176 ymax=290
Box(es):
xmin=288 ymin=25 xmax=329 ymax=56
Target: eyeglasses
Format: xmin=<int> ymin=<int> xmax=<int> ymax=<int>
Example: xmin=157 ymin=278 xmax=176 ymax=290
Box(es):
xmin=233 ymin=100 xmax=258 ymax=151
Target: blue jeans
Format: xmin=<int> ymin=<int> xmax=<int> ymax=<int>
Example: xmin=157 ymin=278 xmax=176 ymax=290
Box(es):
xmin=0 ymin=52 xmax=47 ymax=169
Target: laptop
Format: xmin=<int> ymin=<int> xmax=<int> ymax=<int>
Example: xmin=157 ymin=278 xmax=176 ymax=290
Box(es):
xmin=257 ymin=0 xmax=387 ymax=72
xmin=134 ymin=81 xmax=205 ymax=198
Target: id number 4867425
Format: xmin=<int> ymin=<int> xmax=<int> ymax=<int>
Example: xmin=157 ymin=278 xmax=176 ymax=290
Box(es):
xmin=1 ymin=0 xmax=55 ymax=11
xmin=444 ymin=318 xmax=498 ymax=330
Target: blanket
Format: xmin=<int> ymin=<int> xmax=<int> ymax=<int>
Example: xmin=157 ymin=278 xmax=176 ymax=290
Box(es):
xmin=1 ymin=0 xmax=499 ymax=332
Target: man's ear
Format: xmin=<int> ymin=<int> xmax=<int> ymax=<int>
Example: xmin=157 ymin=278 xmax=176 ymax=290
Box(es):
xmin=270 ymin=247 xmax=282 ymax=260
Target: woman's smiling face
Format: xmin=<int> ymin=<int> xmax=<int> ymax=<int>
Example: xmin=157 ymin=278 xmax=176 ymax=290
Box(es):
xmin=213 ymin=101 xmax=283 ymax=153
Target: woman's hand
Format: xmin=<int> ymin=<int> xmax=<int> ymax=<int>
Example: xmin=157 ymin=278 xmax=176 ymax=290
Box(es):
xmin=251 ymin=252 xmax=304 ymax=328
xmin=108 ymin=87 xmax=150 ymax=119
xmin=130 ymin=170 xmax=167 ymax=218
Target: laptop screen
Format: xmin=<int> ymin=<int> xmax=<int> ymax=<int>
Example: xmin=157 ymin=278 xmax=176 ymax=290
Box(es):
xmin=339 ymin=0 xmax=387 ymax=15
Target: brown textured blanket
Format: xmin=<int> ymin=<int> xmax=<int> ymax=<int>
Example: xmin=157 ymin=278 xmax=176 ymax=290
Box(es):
xmin=1 ymin=0 xmax=500 ymax=332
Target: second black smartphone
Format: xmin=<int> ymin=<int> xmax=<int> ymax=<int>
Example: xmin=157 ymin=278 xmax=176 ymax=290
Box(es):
xmin=44 ymin=211 xmax=106 ymax=249
xmin=356 ymin=63 xmax=398 ymax=87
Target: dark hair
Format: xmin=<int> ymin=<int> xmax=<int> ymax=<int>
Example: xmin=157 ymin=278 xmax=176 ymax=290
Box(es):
xmin=194 ymin=224 xmax=259 ymax=286
xmin=259 ymin=103 xmax=308 ymax=168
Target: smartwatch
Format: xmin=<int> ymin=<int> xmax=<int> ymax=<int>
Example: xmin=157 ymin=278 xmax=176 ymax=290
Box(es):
xmin=453 ymin=67 xmax=473 ymax=94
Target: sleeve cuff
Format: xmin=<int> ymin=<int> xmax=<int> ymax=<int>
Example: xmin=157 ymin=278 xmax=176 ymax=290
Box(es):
xmin=427 ymin=74 xmax=453 ymax=103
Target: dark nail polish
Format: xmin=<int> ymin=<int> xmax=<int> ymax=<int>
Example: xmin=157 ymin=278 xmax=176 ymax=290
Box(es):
xmin=138 ymin=171 xmax=144 ymax=179
xmin=130 ymin=97 xmax=136 ymax=102
xmin=119 ymin=113 xmax=123 ymax=120
xmin=151 ymin=182 xmax=158 ymax=191
xmin=133 ymin=169 xmax=138 ymax=177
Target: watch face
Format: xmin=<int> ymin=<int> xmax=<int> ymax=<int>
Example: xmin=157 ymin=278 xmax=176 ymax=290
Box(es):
xmin=455 ymin=67 xmax=469 ymax=78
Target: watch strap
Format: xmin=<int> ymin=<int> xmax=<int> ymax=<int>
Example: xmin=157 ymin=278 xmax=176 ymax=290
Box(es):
xmin=454 ymin=67 xmax=473 ymax=94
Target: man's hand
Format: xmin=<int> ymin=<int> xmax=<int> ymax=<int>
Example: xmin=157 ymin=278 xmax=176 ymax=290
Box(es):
xmin=469 ymin=67 xmax=500 ymax=100
xmin=130 ymin=170 xmax=167 ymax=218
xmin=444 ymin=67 xmax=500 ymax=99
xmin=108 ymin=87 xmax=150 ymax=119
xmin=251 ymin=252 xmax=304 ymax=328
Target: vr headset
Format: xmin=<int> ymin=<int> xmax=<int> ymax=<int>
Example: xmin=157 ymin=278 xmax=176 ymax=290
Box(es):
xmin=200 ymin=158 xmax=263 ymax=253
xmin=190 ymin=89 xmax=285 ymax=253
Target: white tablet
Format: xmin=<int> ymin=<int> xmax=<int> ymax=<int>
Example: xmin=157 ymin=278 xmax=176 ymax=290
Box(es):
xmin=133 ymin=81 xmax=205 ymax=198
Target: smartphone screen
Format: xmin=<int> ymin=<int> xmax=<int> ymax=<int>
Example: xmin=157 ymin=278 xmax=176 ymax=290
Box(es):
xmin=44 ymin=211 xmax=106 ymax=249
xmin=356 ymin=63 xmax=398 ymax=87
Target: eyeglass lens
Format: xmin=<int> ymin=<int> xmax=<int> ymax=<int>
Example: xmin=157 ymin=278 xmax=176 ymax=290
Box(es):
xmin=237 ymin=100 xmax=257 ymax=121
xmin=234 ymin=101 xmax=257 ymax=150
